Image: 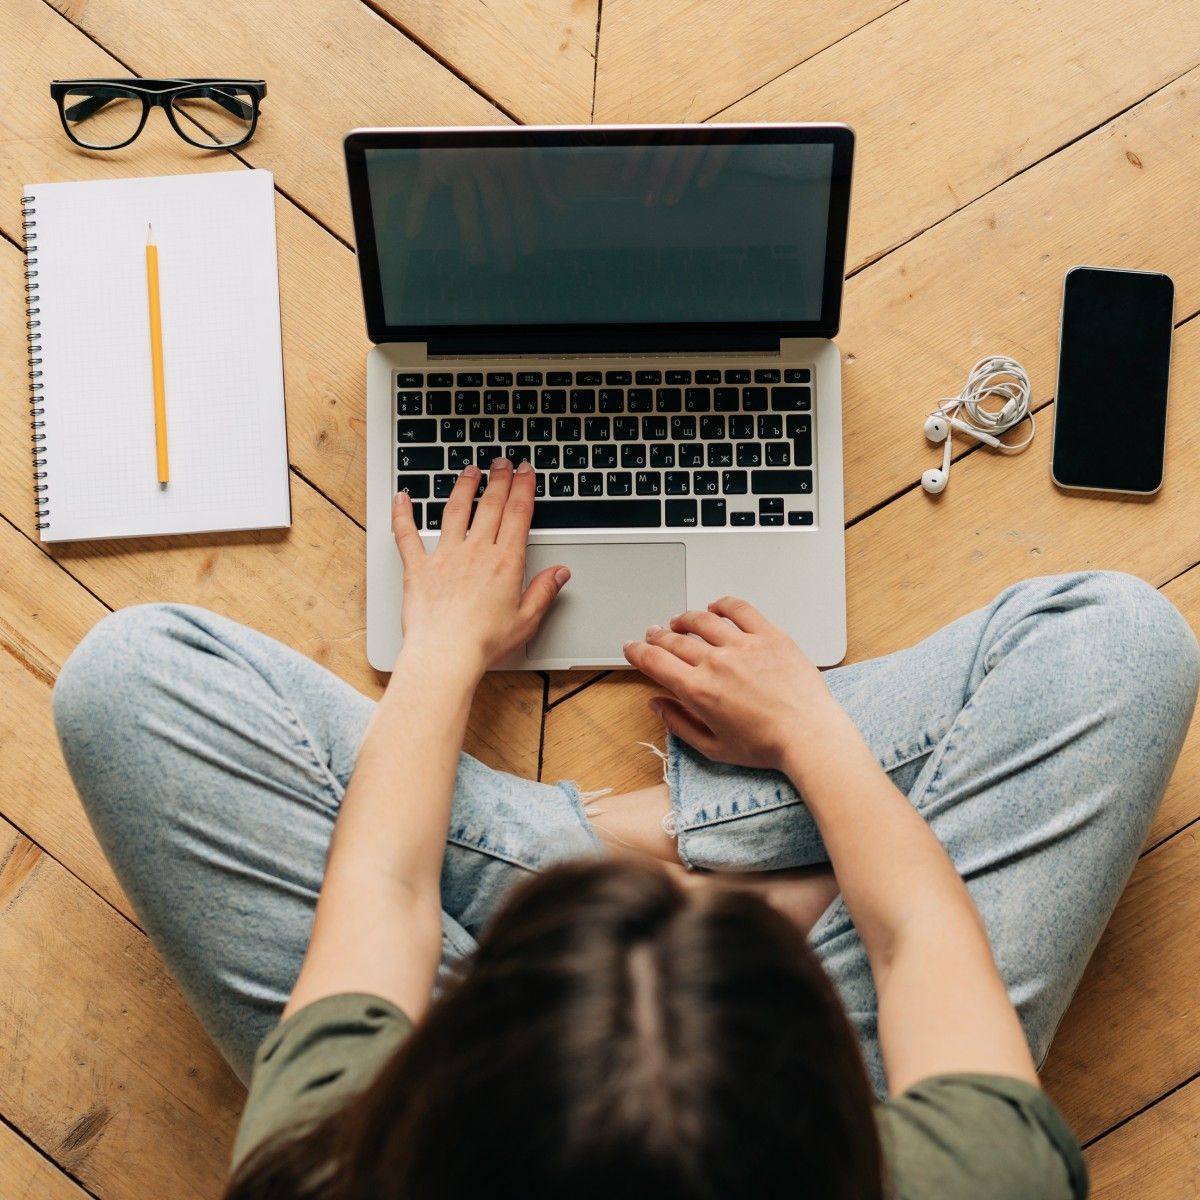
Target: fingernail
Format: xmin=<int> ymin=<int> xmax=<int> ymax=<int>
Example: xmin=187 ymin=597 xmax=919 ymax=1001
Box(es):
xmin=649 ymin=700 xmax=662 ymax=715
xmin=492 ymin=456 xmax=511 ymax=470
xmin=554 ymin=567 xmax=570 ymax=586
xmin=622 ymin=640 xmax=634 ymax=651
xmin=462 ymin=465 xmax=481 ymax=478
xmin=646 ymin=624 xmax=662 ymax=637
xmin=516 ymin=460 xmax=533 ymax=474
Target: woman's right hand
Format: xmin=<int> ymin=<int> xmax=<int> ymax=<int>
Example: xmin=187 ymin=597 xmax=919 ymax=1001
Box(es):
xmin=622 ymin=597 xmax=849 ymax=775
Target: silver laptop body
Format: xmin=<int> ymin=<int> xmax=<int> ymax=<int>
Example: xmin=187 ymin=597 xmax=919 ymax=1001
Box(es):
xmin=345 ymin=123 xmax=854 ymax=672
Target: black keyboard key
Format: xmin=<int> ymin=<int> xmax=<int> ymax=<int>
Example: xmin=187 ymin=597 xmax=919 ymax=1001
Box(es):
xmin=722 ymin=470 xmax=748 ymax=494
xmin=570 ymin=388 xmax=597 ymax=413
xmin=440 ymin=418 xmax=466 ymax=443
xmin=530 ymin=499 xmax=661 ymax=528
xmin=788 ymin=510 xmax=814 ymax=526
xmin=535 ymin=445 xmax=559 ymax=470
xmin=679 ymin=444 xmax=704 ymax=468
xmin=576 ymin=370 xmax=602 ymax=386
xmin=772 ymin=386 xmax=811 ymax=412
xmin=426 ymin=501 xmax=446 ymax=529
xmin=398 ymin=418 xmax=438 ymax=443
xmin=702 ymin=498 xmax=727 ymax=526
xmin=397 ymin=372 xmax=424 ymax=387
xmin=757 ymin=415 xmax=783 ymax=440
xmin=731 ymin=511 xmax=755 ymax=526
xmin=534 ymin=472 xmax=546 ymax=497
xmin=396 ymin=391 xmax=423 ymax=415
xmin=396 ymin=474 xmax=430 ymax=498
xmin=477 ymin=447 xmax=503 ymax=468
xmin=605 ymin=370 xmax=633 ymax=385
xmin=556 ymin=416 xmax=582 ymax=441
xmin=685 ymin=387 xmax=712 ymax=412
xmin=428 ymin=372 xmax=453 ymax=388
xmin=754 ymin=368 xmax=781 ymax=383
xmin=504 ymin=445 xmax=532 ymax=465
xmin=549 ymin=472 xmax=574 ymax=496
xmin=730 ymin=415 xmax=754 ymax=440
xmin=642 ymin=415 xmax=668 ymax=440
xmin=736 ymin=443 xmax=762 ymax=467
xmin=547 ymin=371 xmax=572 ymax=386
xmin=666 ymin=499 xmax=698 ymax=527
xmin=457 ymin=372 xmax=483 ymax=387
xmin=454 ymin=390 xmax=481 ymax=414
xmin=696 ymin=369 xmax=722 ymax=384
xmin=656 ymin=387 xmax=683 ymax=412
xmin=498 ymin=418 xmax=523 ymax=442
xmin=512 ymin=390 xmax=537 ymax=414
xmin=608 ymin=416 xmax=633 ymax=441
xmin=694 ymin=471 xmax=719 ymax=495
xmin=752 ymin=470 xmax=812 ymax=494
xmin=434 ymin=473 xmax=456 ymax=498
xmin=650 ymin=443 xmax=676 ymax=468
xmin=787 ymin=415 xmax=813 ymax=465
xmin=724 ymin=368 xmax=751 ymax=383
xmin=635 ymin=470 xmax=661 ymax=496
xmin=671 ymin=415 xmax=697 ymax=439
xmin=540 ymin=389 xmax=567 ymax=414
xmin=469 ymin=418 xmax=494 ymax=442
xmin=426 ymin=390 xmax=451 ymax=415
xmin=593 ymin=444 xmax=618 ymax=468
xmin=448 ymin=445 xmax=473 ymax=470
xmin=516 ymin=370 xmax=543 ymax=387
xmin=411 ymin=501 xmax=424 ymax=529
xmin=621 ymin=443 xmax=648 ymax=468
xmin=714 ymin=387 xmax=739 ymax=411
xmin=784 ymin=368 xmax=811 ymax=383
xmin=700 ymin=415 xmax=726 ymax=439
xmin=766 ymin=442 xmax=791 ymax=466
xmin=564 ymin=444 xmax=589 ymax=469
xmin=627 ymin=388 xmax=653 ymax=412
xmin=760 ymin=512 xmax=784 ymax=526
xmin=666 ymin=369 xmax=692 ymax=384
xmin=599 ymin=388 xmax=625 ymax=413
xmin=584 ymin=417 xmax=611 ymax=441
xmin=636 ymin=369 xmax=662 ymax=385
xmin=759 ymin=497 xmax=784 ymax=514
xmin=484 ymin=390 xmax=509 ymax=414
xmin=578 ymin=472 xmax=603 ymax=496
xmin=742 ymin=387 xmax=768 ymax=411
xmin=606 ymin=471 xmax=633 ymax=496
xmin=707 ymin=443 xmax=733 ymax=467
xmin=665 ymin=472 xmax=690 ymax=495
xmin=486 ymin=371 xmax=513 ymax=387
xmin=528 ymin=418 xmax=552 ymax=443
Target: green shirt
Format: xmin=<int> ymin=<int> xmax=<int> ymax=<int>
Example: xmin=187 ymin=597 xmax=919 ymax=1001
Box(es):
xmin=231 ymin=994 xmax=1088 ymax=1199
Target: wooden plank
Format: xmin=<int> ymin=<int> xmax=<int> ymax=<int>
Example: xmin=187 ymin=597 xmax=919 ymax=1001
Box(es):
xmin=546 ymin=669 xmax=607 ymax=706
xmin=39 ymin=0 xmax=506 ymax=244
xmin=0 ymin=821 xmax=242 ymax=1200
xmin=1086 ymin=1076 xmax=1200 ymax=1200
xmin=594 ymin=0 xmax=901 ymax=124
xmin=716 ymin=0 xmax=1200 ymax=272
xmin=1043 ymin=828 xmax=1200 ymax=1142
xmin=369 ymin=0 xmax=599 ymax=123
xmin=0 ymin=1118 xmax=90 ymax=1200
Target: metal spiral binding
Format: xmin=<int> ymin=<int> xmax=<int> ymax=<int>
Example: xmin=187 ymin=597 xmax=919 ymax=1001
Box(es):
xmin=22 ymin=195 xmax=48 ymax=530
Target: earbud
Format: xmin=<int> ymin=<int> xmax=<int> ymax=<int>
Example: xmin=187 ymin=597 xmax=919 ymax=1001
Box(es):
xmin=925 ymin=412 xmax=1004 ymax=449
xmin=921 ymin=435 xmax=952 ymax=495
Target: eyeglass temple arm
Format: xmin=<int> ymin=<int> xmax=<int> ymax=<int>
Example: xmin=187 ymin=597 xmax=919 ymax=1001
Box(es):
xmin=63 ymin=86 xmax=253 ymax=124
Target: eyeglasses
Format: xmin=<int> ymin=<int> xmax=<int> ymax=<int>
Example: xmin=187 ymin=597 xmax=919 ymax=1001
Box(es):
xmin=51 ymin=78 xmax=267 ymax=151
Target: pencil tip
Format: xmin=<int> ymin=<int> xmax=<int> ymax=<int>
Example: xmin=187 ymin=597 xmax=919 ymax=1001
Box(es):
xmin=160 ymin=480 xmax=167 ymax=490
xmin=147 ymin=223 xmax=154 ymax=243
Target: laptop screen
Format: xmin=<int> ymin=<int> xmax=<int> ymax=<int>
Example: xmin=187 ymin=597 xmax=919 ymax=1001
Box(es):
xmin=346 ymin=126 xmax=853 ymax=347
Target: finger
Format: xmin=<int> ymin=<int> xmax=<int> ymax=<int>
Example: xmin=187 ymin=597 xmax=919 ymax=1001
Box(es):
xmin=649 ymin=696 xmax=719 ymax=757
xmin=497 ymin=459 xmax=537 ymax=549
xmin=670 ymin=609 xmax=739 ymax=646
xmin=645 ymin=624 xmax=707 ymax=666
xmin=391 ymin=490 xmax=426 ymax=568
xmin=706 ymin=595 xmax=769 ymax=635
xmin=452 ymin=175 xmax=487 ymax=265
xmin=437 ymin=465 xmax=482 ymax=541
xmin=623 ymin=639 xmax=694 ymax=693
xmin=469 ymin=457 xmax=514 ymax=541
xmin=518 ymin=563 xmax=570 ymax=630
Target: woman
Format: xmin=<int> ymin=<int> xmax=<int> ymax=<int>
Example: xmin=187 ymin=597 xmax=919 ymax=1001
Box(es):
xmin=55 ymin=458 xmax=1199 ymax=1198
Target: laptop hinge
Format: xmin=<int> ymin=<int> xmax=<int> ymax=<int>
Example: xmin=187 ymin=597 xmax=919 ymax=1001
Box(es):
xmin=426 ymin=330 xmax=783 ymax=358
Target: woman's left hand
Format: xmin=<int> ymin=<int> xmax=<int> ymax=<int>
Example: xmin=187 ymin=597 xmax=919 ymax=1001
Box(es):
xmin=392 ymin=458 xmax=570 ymax=676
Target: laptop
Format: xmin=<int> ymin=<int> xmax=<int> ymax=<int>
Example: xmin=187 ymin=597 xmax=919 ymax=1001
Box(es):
xmin=344 ymin=123 xmax=854 ymax=672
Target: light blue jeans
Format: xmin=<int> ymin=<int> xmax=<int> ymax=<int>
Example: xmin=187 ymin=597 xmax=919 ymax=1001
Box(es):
xmin=53 ymin=572 xmax=1199 ymax=1095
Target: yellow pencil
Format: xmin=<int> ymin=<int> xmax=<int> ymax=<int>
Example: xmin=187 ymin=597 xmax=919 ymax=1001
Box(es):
xmin=145 ymin=224 xmax=169 ymax=488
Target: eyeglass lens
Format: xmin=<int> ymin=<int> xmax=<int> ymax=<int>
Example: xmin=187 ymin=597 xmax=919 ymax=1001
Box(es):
xmin=171 ymin=85 xmax=256 ymax=147
xmin=61 ymin=85 xmax=144 ymax=149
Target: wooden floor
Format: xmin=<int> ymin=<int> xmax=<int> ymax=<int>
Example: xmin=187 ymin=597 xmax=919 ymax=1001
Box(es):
xmin=2 ymin=0 xmax=1199 ymax=1195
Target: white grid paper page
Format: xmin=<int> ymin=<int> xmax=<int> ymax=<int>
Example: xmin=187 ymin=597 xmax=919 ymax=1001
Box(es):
xmin=26 ymin=169 xmax=290 ymax=541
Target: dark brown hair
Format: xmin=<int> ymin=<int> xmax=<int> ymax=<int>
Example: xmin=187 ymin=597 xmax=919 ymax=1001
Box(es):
xmin=227 ymin=860 xmax=884 ymax=1199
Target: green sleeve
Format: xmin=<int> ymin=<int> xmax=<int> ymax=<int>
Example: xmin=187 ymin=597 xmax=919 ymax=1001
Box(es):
xmin=229 ymin=993 xmax=414 ymax=1176
xmin=876 ymin=1074 xmax=1089 ymax=1200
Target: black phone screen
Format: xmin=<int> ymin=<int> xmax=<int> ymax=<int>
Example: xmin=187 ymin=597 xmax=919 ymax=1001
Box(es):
xmin=1052 ymin=267 xmax=1174 ymax=493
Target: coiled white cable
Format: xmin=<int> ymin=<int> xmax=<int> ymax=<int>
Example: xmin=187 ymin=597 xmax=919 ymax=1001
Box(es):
xmin=931 ymin=355 xmax=1036 ymax=452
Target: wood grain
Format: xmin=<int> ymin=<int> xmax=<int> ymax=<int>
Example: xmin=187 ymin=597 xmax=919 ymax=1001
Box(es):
xmin=0 ymin=822 xmax=243 ymax=1199
xmin=0 ymin=1117 xmax=90 ymax=1200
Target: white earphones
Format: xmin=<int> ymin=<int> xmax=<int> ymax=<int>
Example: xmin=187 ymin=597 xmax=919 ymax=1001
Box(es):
xmin=921 ymin=356 xmax=1036 ymax=495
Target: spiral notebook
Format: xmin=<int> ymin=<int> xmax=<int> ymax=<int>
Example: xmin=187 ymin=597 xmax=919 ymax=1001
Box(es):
xmin=22 ymin=169 xmax=290 ymax=542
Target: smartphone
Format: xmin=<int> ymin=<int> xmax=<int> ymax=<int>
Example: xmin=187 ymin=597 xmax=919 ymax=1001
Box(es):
xmin=1051 ymin=266 xmax=1174 ymax=495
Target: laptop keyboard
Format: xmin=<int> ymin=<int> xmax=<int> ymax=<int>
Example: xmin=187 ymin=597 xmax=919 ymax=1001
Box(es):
xmin=395 ymin=366 xmax=815 ymax=530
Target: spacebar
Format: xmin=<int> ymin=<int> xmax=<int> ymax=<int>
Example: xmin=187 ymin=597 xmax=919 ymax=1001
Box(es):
xmin=530 ymin=500 xmax=661 ymax=529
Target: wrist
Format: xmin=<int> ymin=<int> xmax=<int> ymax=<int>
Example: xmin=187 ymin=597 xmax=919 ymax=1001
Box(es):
xmin=776 ymin=697 xmax=865 ymax=791
xmin=391 ymin=637 xmax=485 ymax=692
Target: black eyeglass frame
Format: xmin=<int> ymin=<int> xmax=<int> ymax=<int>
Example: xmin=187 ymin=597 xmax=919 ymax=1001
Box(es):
xmin=50 ymin=78 xmax=267 ymax=151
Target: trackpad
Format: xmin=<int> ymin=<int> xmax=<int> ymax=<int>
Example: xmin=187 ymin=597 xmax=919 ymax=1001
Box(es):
xmin=525 ymin=542 xmax=686 ymax=662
